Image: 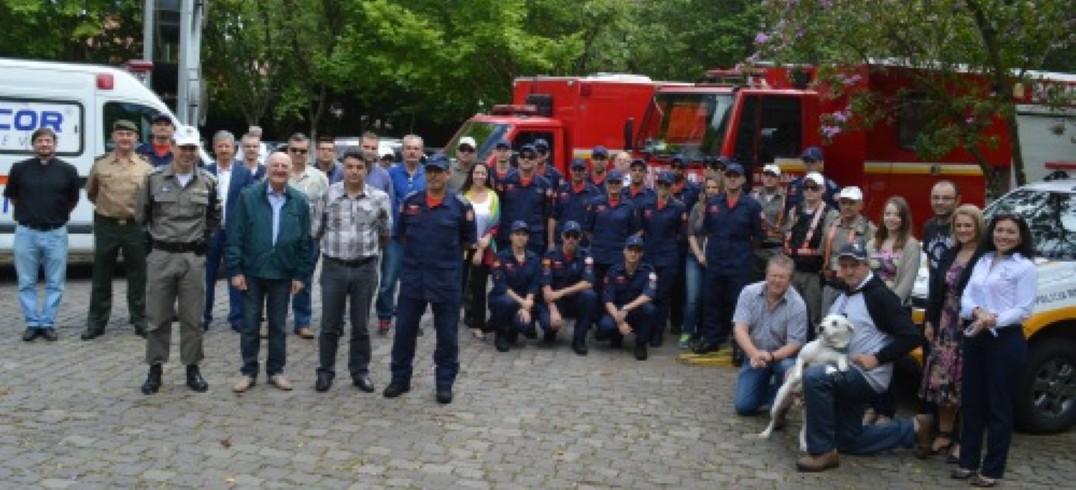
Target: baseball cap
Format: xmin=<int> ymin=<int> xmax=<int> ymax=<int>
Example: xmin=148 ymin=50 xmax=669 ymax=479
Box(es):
xmin=561 ymin=220 xmax=582 ymax=234
xmin=424 ymin=153 xmax=450 ymax=171
xmin=724 ymin=162 xmax=745 ymax=176
xmin=801 ymin=146 xmax=823 ymax=162
xmin=838 ymin=186 xmax=863 ymax=201
xmin=151 ymin=113 xmax=174 ymax=126
xmin=656 ymin=170 xmax=674 ymax=184
xmin=519 ymin=144 xmax=537 ymax=157
xmin=804 ymin=172 xmax=825 ymax=186
xmin=570 ymin=158 xmax=587 ymax=170
xmin=625 ymin=235 xmax=645 ymax=249
xmin=762 ymin=164 xmax=781 ymax=176
xmin=380 ymin=149 xmax=395 ymax=159
xmin=113 ymin=119 xmax=138 ymax=132
xmin=629 ymin=158 xmax=647 ymax=169
xmin=592 ymin=146 xmax=609 ymax=158
xmin=458 ymin=136 xmax=477 ymax=150
xmin=533 ymin=138 xmax=549 ymax=150
xmin=837 ymin=243 xmax=868 ymax=262
xmin=174 ymin=126 xmax=201 ymax=147
xmin=715 ymin=156 xmax=732 ymax=170
xmin=510 ymin=220 xmax=530 ymax=233
xmin=606 ymin=169 xmax=625 ymax=182
xmin=670 ymin=154 xmax=686 ymax=166
xmin=494 ymin=139 xmax=511 ymax=149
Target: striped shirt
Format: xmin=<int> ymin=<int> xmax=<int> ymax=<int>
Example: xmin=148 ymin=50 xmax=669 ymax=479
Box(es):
xmin=732 ymin=280 xmax=808 ymax=352
xmin=312 ymin=182 xmax=392 ymax=261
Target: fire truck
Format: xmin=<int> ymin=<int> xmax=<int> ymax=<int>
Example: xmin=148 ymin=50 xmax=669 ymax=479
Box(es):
xmin=633 ymin=64 xmax=1076 ymax=228
xmin=443 ymin=74 xmax=685 ymax=173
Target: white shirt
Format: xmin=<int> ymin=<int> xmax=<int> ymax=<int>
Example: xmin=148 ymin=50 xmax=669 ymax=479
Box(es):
xmin=960 ymin=251 xmax=1037 ymax=332
xmin=215 ymin=163 xmax=232 ymax=226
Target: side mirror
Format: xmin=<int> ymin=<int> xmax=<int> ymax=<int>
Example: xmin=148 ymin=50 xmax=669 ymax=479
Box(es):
xmin=623 ymin=117 xmax=635 ymax=151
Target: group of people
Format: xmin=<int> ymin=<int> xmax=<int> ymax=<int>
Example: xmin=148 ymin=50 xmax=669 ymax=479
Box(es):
xmin=7 ymin=124 xmax=1039 ymax=482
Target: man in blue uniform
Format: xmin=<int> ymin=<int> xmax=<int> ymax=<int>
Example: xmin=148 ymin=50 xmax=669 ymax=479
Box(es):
xmin=136 ymin=114 xmax=177 ymax=168
xmin=624 ymin=158 xmax=656 ymax=209
xmin=641 ymin=171 xmax=687 ymax=347
xmin=533 ymin=138 xmax=562 ymax=190
xmin=550 ymin=158 xmax=599 ymax=248
xmin=491 ymin=139 xmax=515 ymax=190
xmin=384 ymin=154 xmax=476 ymax=404
xmin=498 ymin=144 xmax=552 ymax=254
xmin=668 ymin=153 xmax=700 ymax=335
xmin=695 ymin=162 xmax=764 ymax=355
xmin=489 ymin=221 xmax=542 ymax=352
xmin=585 ymin=170 xmax=641 ymax=293
xmin=537 ymin=221 xmax=599 ymax=355
xmin=588 ymin=146 xmax=610 ymax=191
xmin=785 ymin=146 xmax=840 ymax=211
xmin=598 ymin=236 xmax=656 ymax=361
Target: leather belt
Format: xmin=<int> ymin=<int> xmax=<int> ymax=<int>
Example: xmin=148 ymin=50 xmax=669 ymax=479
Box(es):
xmin=153 ymin=241 xmax=201 ymax=253
xmin=19 ymin=222 xmax=64 ymax=231
xmin=96 ymin=213 xmax=134 ymax=226
xmin=324 ymin=255 xmax=377 ymax=267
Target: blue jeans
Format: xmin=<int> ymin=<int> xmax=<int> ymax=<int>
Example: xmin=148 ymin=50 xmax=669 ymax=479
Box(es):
xmin=13 ymin=225 xmax=68 ymax=328
xmin=204 ymin=228 xmax=242 ymax=327
xmin=241 ymin=276 xmax=291 ymax=377
xmin=680 ymin=253 xmax=704 ymax=336
xmin=734 ymin=358 xmax=795 ymax=415
xmin=291 ymin=243 xmax=318 ymax=330
xmin=802 ymin=364 xmax=915 ymax=455
xmin=376 ymin=239 xmax=402 ymax=321
xmin=390 ymin=295 xmax=459 ymax=388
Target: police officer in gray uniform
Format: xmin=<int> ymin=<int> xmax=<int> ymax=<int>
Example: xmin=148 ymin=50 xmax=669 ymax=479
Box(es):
xmin=135 ymin=126 xmax=222 ymax=395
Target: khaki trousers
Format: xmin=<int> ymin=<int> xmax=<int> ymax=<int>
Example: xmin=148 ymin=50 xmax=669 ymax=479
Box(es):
xmin=145 ymin=250 xmax=206 ymax=365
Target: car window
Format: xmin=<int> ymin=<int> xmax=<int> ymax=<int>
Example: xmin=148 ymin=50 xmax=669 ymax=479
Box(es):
xmin=987 ymin=188 xmax=1076 ymax=260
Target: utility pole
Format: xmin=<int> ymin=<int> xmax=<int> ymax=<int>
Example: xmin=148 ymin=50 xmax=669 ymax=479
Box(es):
xmin=176 ymin=0 xmax=205 ymax=126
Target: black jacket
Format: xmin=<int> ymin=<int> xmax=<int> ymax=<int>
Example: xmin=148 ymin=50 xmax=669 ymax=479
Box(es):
xmin=857 ymin=274 xmax=926 ymax=364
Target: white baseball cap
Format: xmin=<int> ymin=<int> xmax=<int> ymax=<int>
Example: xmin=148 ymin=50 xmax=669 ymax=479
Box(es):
xmin=174 ymin=125 xmax=201 ymax=147
xmin=838 ymin=186 xmax=863 ymax=201
xmin=762 ymin=164 xmax=781 ymax=176
xmin=458 ymin=136 xmax=477 ymax=149
xmin=804 ymin=172 xmax=824 ymax=186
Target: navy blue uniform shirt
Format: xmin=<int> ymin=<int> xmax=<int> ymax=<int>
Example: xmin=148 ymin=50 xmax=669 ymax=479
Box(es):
xmin=672 ymin=180 xmax=702 ymax=216
xmin=497 ymin=172 xmax=552 ymax=244
xmin=603 ymin=262 xmax=657 ymax=306
xmin=622 ymin=185 xmax=657 ymax=210
xmin=539 ymin=164 xmax=563 ymax=191
xmin=396 ymin=191 xmax=477 ymax=303
xmin=541 ymin=248 xmax=595 ymax=291
xmin=641 ymin=197 xmax=687 ymax=268
xmin=703 ymin=193 xmax=764 ymax=275
xmin=585 ymin=195 xmax=641 ymax=264
xmin=136 ymin=142 xmax=174 ymax=168
xmin=490 ymin=249 xmax=541 ymax=297
xmin=552 ymin=181 xmax=600 ymax=237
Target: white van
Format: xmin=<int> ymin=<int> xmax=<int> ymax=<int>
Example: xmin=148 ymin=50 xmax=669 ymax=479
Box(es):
xmin=0 ymin=58 xmax=183 ymax=260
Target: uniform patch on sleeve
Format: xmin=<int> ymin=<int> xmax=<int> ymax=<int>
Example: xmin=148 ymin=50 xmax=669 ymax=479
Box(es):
xmin=648 ymin=272 xmax=657 ymax=289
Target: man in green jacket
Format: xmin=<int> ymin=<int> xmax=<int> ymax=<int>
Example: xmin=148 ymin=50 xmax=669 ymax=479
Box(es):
xmin=226 ymin=152 xmax=314 ymax=392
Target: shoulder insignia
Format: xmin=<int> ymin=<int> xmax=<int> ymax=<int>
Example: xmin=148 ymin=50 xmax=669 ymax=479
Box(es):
xmin=584 ymin=256 xmax=593 ymax=265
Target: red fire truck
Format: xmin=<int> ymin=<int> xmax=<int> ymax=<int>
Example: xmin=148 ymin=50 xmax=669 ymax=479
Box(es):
xmin=443 ymin=74 xmax=685 ymax=173
xmin=633 ymin=64 xmax=1076 ymax=228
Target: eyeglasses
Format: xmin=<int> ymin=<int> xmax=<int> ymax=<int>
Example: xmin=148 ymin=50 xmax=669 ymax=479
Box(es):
xmin=458 ymin=147 xmax=475 ymax=153
xmin=537 ymin=149 xmax=548 ymax=155
xmin=288 ymin=148 xmax=308 ymax=154
xmin=592 ymin=156 xmax=607 ymax=160
xmin=563 ymin=232 xmax=581 ymax=240
xmin=839 ymin=199 xmax=859 ymax=206
xmin=519 ymin=154 xmax=535 ymax=160
xmin=803 ymin=185 xmax=821 ymax=191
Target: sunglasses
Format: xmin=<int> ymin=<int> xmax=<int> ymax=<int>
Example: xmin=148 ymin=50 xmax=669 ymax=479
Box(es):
xmin=458 ymin=147 xmax=475 ymax=153
xmin=288 ymin=148 xmax=308 ymax=154
xmin=803 ymin=185 xmax=821 ymax=191
xmin=592 ymin=156 xmax=607 ymax=160
xmin=519 ymin=154 xmax=536 ymax=160
xmin=537 ymin=150 xmax=548 ymax=155
xmin=839 ymin=199 xmax=859 ymax=206
xmin=725 ymin=172 xmax=742 ymax=178
xmin=563 ymin=232 xmax=581 ymax=240
xmin=571 ymin=167 xmax=587 ymax=171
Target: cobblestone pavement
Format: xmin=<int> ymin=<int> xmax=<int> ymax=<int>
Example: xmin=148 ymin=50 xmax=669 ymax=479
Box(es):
xmin=1 ymin=266 xmax=1074 ymax=489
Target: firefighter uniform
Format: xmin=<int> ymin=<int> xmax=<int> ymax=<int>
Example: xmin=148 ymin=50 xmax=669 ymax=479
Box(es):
xmin=641 ymin=183 xmax=687 ymax=347
xmin=497 ymin=171 xmax=552 ymax=254
xmin=136 ymin=154 xmax=221 ymax=369
xmin=536 ymin=223 xmax=599 ymax=352
xmin=585 ymin=171 xmax=641 ymax=292
xmin=488 ymin=244 xmax=542 ymax=350
xmin=598 ymin=239 xmax=657 ymax=357
xmin=552 ymin=163 xmax=600 ymax=246
xmin=784 ymin=200 xmax=837 ymax=336
xmin=623 ymin=184 xmax=657 ymax=210
xmin=697 ymin=171 xmax=763 ymax=353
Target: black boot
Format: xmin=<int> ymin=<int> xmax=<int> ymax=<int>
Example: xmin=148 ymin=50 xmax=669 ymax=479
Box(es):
xmin=141 ymin=364 xmax=162 ymax=395
xmin=494 ymin=330 xmax=510 ymax=352
xmin=186 ymin=364 xmax=209 ymax=392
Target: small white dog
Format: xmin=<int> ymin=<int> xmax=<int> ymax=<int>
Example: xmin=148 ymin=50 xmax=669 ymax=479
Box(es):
xmin=758 ymin=314 xmax=855 ymax=451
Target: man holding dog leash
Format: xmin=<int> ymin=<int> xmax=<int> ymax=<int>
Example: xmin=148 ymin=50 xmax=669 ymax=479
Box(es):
xmin=796 ymin=243 xmax=929 ymax=472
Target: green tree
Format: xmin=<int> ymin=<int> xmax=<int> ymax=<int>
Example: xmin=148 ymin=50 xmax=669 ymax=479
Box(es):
xmin=0 ymin=0 xmax=143 ymax=62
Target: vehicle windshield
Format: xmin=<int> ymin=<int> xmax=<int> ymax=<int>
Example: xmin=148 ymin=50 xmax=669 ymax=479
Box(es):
xmin=444 ymin=121 xmax=509 ymax=161
xmin=986 ymin=188 xmax=1076 ymax=260
xmin=636 ymin=92 xmax=734 ymax=160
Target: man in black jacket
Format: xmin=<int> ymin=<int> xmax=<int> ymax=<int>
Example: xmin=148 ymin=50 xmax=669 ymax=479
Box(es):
xmin=795 ymin=243 xmax=930 ymax=472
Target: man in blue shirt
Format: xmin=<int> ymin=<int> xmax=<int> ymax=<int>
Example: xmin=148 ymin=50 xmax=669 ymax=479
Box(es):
xmin=497 ymin=144 xmax=552 ymax=254
xmin=550 ymin=158 xmax=599 ymax=248
xmin=538 ymin=221 xmax=599 ymax=355
xmin=598 ymin=236 xmax=656 ymax=361
xmin=377 ymin=134 xmax=426 ymax=334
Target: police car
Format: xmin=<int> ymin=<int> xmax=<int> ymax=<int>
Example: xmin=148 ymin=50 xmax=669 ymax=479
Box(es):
xmin=910 ymin=177 xmax=1076 ymax=433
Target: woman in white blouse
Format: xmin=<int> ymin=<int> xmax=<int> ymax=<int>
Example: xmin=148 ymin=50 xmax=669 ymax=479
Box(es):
xmin=952 ymin=214 xmax=1037 ymax=487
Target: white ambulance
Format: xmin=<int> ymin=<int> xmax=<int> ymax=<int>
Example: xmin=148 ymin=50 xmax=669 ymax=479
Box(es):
xmin=0 ymin=58 xmax=185 ymax=261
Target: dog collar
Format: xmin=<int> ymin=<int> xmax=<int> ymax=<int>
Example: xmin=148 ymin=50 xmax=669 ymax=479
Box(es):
xmin=834 ymin=346 xmax=849 ymax=354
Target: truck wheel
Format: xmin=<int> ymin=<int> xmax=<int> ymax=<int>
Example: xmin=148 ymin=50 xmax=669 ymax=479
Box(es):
xmin=1016 ymin=338 xmax=1076 ymax=434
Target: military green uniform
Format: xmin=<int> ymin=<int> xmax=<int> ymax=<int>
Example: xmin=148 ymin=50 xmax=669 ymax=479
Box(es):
xmin=136 ymin=165 xmax=221 ymax=365
xmin=820 ymin=214 xmax=876 ymax=312
xmin=85 ymin=151 xmax=154 ymax=336
xmin=751 ymin=187 xmax=787 ymax=278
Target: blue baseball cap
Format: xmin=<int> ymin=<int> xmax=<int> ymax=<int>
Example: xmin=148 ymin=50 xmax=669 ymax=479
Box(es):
xmin=424 ymin=153 xmax=450 ymax=171
xmin=495 ymin=139 xmax=511 ymax=149
xmin=519 ymin=144 xmax=537 ymax=157
xmin=625 ymin=235 xmax=645 ymax=249
xmin=670 ymin=154 xmax=686 ymax=166
xmin=838 ymin=243 xmax=868 ymax=262
xmin=724 ymin=162 xmax=745 ymax=176
xmin=630 ymin=158 xmax=647 ymax=169
xmin=533 ymin=138 xmax=549 ymax=150
xmin=592 ymin=146 xmax=609 ymax=158
xmin=510 ymin=220 xmax=530 ymax=233
xmin=606 ymin=169 xmax=625 ymax=182
xmin=801 ymin=146 xmax=824 ymax=162
xmin=656 ymin=170 xmax=674 ymax=184
xmin=561 ymin=220 xmax=582 ymax=234
xmin=570 ymin=158 xmax=587 ymax=169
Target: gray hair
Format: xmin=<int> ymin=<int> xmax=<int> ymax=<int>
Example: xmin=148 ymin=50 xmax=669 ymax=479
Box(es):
xmin=766 ymin=254 xmax=795 ymax=274
xmin=402 ymin=134 xmax=423 ymax=148
xmin=212 ymin=130 xmax=236 ymax=146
